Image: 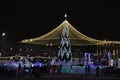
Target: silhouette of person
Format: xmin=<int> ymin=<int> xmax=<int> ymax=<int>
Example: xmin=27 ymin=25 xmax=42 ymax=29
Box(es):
xmin=96 ymin=66 xmax=100 ymax=76
xmin=18 ymin=63 xmax=22 ymax=76
xmin=87 ymin=65 xmax=90 ymax=75
xmin=85 ymin=65 xmax=88 ymax=75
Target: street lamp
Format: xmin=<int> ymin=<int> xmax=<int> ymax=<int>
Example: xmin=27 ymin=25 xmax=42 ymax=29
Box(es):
xmin=1 ymin=32 xmax=6 ymax=42
xmin=0 ymin=32 xmax=6 ymax=56
xmin=2 ymin=32 xmax=6 ymax=37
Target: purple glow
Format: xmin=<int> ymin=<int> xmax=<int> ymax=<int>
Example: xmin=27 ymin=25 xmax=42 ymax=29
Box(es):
xmin=34 ymin=61 xmax=41 ymax=67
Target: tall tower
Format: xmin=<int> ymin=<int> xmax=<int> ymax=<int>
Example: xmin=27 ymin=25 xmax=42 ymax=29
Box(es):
xmin=58 ymin=14 xmax=72 ymax=63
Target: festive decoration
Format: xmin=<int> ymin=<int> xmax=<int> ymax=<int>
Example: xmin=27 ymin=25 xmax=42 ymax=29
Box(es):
xmin=58 ymin=22 xmax=72 ymax=62
xmin=20 ymin=16 xmax=120 ymax=46
xmin=20 ymin=20 xmax=102 ymax=46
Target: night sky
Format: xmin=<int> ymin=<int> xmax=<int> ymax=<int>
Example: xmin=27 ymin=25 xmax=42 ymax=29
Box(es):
xmin=0 ymin=0 xmax=120 ymax=43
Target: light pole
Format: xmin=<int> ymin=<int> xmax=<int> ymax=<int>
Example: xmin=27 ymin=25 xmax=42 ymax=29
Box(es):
xmin=2 ymin=32 xmax=6 ymax=37
xmin=0 ymin=32 xmax=6 ymax=56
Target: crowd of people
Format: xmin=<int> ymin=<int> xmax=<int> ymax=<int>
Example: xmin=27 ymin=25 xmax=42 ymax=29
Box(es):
xmin=0 ymin=57 xmax=104 ymax=80
xmin=0 ymin=58 xmax=63 ymax=79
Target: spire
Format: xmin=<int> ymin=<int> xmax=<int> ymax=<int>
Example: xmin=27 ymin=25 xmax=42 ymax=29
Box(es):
xmin=64 ymin=13 xmax=67 ymax=20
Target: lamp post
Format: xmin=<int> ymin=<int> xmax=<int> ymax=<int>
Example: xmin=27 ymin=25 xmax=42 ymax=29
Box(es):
xmin=0 ymin=32 xmax=6 ymax=56
xmin=2 ymin=32 xmax=6 ymax=37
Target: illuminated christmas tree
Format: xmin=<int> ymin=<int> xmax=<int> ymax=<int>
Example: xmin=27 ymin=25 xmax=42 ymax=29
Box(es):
xmin=58 ymin=14 xmax=72 ymax=63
